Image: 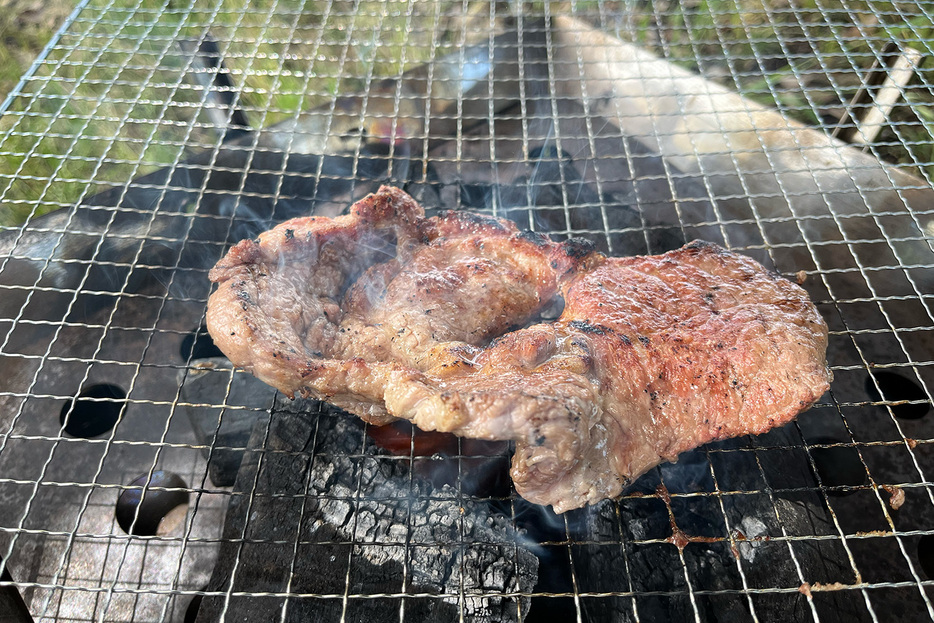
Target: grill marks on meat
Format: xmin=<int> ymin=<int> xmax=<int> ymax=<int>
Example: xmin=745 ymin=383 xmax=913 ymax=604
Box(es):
xmin=207 ymin=187 xmax=831 ymax=512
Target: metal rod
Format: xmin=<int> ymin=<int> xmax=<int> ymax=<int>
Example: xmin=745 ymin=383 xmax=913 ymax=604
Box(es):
xmin=836 ymin=41 xmax=924 ymax=146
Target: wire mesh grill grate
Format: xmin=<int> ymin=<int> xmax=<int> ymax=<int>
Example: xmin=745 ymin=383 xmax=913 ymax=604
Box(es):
xmin=0 ymin=1 xmax=933 ymax=622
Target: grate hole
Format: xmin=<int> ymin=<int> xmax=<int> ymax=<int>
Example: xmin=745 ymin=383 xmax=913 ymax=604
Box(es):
xmin=115 ymin=471 xmax=190 ymax=536
xmin=180 ymin=325 xmax=224 ymax=361
xmin=918 ymin=535 xmax=934 ymax=580
xmin=184 ymin=588 xmax=206 ymax=623
xmin=525 ymin=596 xmax=578 ymax=623
xmin=865 ymin=372 xmax=930 ymax=420
xmin=809 ymin=438 xmax=868 ymax=495
xmin=0 ymin=553 xmax=31 ymax=620
xmin=59 ymin=384 xmax=126 ymax=438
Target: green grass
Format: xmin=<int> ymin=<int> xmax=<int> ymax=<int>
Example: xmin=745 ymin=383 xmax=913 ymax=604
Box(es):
xmin=611 ymin=0 xmax=934 ymax=177
xmin=0 ymin=2 xmax=75 ymax=100
xmin=0 ymin=0 xmax=460 ymax=226
xmin=0 ymin=0 xmax=932 ymax=227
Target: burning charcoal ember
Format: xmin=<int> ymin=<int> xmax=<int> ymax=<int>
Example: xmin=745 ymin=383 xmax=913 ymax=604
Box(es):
xmin=194 ymin=399 xmax=538 ymax=623
xmin=365 ymin=421 xmax=513 ymax=497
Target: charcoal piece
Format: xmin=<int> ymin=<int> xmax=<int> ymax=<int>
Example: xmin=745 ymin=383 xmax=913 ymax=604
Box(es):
xmin=600 ymin=434 xmax=871 ymax=622
xmin=178 ymin=358 xmax=276 ymax=486
xmin=513 ymin=425 xmax=872 ymax=623
xmin=423 ymin=97 xmax=709 ymax=259
xmin=195 ymin=399 xmax=537 ymax=622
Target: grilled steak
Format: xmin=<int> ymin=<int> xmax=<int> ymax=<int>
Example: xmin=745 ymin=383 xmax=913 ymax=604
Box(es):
xmin=207 ymin=186 xmax=831 ymax=511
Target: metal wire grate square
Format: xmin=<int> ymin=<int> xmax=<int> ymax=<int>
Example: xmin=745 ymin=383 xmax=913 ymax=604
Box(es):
xmin=0 ymin=1 xmax=933 ymax=621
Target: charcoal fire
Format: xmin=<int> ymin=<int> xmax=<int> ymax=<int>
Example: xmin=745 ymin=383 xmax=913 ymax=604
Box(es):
xmin=192 ymin=398 xmax=538 ymax=622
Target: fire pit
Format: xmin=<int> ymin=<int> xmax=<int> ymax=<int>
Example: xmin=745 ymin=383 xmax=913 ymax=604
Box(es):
xmin=1 ymin=3 xmax=933 ymax=621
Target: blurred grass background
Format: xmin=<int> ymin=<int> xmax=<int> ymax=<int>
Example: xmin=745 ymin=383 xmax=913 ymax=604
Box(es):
xmin=0 ymin=0 xmax=932 ymax=226
xmin=0 ymin=2 xmax=75 ymax=101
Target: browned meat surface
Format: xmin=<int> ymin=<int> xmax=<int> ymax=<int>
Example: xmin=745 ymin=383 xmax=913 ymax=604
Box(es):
xmin=207 ymin=186 xmax=594 ymax=423
xmin=207 ymin=186 xmax=831 ymax=511
xmin=381 ymin=242 xmax=831 ymax=510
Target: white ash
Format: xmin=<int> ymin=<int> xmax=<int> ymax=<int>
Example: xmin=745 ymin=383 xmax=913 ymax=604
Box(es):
xmin=284 ymin=398 xmax=538 ymax=620
xmin=739 ymin=516 xmax=768 ymax=563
